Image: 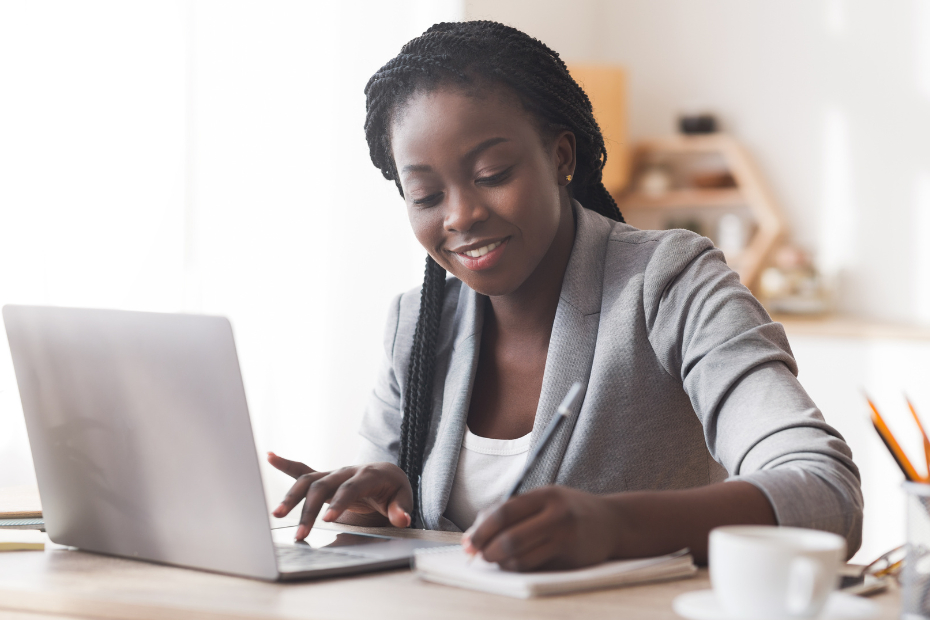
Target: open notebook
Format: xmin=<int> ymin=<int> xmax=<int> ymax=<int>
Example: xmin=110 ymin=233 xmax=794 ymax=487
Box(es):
xmin=413 ymin=546 xmax=695 ymax=598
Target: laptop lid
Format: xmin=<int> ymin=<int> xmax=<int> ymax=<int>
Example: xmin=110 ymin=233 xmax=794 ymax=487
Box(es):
xmin=3 ymin=305 xmax=279 ymax=580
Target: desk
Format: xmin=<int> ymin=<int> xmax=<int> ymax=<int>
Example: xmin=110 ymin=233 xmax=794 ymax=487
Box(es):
xmin=0 ymin=522 xmax=902 ymax=620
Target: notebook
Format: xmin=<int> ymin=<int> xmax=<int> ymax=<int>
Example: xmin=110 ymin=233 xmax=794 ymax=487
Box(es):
xmin=0 ymin=518 xmax=44 ymax=531
xmin=413 ymin=546 xmax=696 ymax=598
xmin=0 ymin=530 xmax=46 ymax=551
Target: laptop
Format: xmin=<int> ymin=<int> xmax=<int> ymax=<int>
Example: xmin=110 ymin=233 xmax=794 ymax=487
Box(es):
xmin=2 ymin=305 xmax=449 ymax=581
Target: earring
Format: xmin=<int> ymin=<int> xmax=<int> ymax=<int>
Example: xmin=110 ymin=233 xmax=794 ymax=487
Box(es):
xmin=566 ymin=174 xmax=573 ymax=182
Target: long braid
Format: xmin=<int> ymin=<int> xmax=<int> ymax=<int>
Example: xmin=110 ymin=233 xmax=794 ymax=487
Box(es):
xmin=364 ymin=21 xmax=623 ymax=526
xmin=398 ymin=256 xmax=446 ymax=526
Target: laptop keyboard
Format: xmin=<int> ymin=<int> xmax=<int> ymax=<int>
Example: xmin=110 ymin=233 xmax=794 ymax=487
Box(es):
xmin=274 ymin=543 xmax=382 ymax=572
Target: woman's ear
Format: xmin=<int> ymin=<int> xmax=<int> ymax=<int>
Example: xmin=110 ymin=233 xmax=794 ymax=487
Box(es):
xmin=554 ymin=131 xmax=576 ymax=186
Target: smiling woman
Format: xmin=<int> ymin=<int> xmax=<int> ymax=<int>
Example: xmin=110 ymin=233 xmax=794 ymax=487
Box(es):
xmin=268 ymin=21 xmax=863 ymax=572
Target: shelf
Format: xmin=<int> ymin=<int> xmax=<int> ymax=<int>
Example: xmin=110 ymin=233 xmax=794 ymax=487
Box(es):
xmin=619 ymin=134 xmax=785 ymax=293
xmin=617 ymin=188 xmax=746 ymax=209
xmin=775 ymin=314 xmax=930 ymax=341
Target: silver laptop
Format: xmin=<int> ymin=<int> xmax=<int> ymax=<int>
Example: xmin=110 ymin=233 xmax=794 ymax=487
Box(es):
xmin=2 ymin=305 xmax=448 ymax=581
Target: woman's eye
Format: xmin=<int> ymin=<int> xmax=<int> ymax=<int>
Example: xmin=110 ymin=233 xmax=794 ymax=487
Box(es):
xmin=476 ymin=167 xmax=513 ymax=186
xmin=412 ymin=192 xmax=443 ymax=207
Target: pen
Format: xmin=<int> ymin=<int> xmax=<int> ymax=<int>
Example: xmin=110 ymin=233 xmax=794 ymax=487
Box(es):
xmin=464 ymin=381 xmax=586 ymax=562
xmin=502 ymin=381 xmax=586 ymax=500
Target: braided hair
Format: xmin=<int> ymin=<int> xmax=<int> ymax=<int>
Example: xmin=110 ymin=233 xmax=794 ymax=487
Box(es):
xmin=363 ymin=21 xmax=624 ymax=527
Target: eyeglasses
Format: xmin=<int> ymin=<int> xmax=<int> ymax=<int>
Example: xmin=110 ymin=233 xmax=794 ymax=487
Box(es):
xmin=862 ymin=545 xmax=906 ymax=581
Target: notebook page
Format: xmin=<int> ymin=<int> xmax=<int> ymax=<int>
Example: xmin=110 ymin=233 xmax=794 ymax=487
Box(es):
xmin=414 ymin=546 xmax=695 ymax=598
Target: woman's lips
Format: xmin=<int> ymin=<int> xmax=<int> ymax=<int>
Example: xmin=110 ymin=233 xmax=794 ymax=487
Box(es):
xmin=452 ymin=238 xmax=509 ymax=271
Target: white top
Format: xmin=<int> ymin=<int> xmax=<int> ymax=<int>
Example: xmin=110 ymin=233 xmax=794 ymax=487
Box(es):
xmin=444 ymin=427 xmax=532 ymax=531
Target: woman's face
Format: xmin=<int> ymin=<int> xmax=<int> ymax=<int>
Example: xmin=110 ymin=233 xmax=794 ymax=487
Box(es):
xmin=390 ymin=86 xmax=575 ymax=297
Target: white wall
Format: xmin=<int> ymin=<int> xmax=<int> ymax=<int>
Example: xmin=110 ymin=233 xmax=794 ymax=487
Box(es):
xmin=0 ymin=1 xmax=460 ymax=507
xmin=788 ymin=332 xmax=930 ymax=563
xmin=466 ymin=0 xmax=930 ymax=326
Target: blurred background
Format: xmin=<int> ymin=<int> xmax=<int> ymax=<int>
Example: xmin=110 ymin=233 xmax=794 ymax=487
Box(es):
xmin=1 ymin=0 xmax=929 ymax=563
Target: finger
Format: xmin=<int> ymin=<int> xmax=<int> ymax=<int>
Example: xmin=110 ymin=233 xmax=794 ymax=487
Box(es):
xmin=464 ymin=493 xmax=547 ymax=553
xmin=296 ymin=468 xmax=357 ymax=540
xmin=274 ymin=471 xmax=326 ymax=517
xmin=267 ymin=452 xmax=314 ymax=479
xmin=498 ymin=538 xmax=562 ymax=572
xmin=386 ymin=496 xmax=413 ymax=528
xmin=322 ymin=471 xmax=381 ymax=522
xmin=480 ymin=506 xmax=556 ymax=565
xmin=385 ymin=476 xmax=414 ymax=528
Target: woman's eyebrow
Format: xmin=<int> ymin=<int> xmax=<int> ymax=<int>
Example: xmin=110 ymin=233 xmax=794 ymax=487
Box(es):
xmin=401 ymin=163 xmax=433 ymax=175
xmin=400 ymin=137 xmax=510 ymax=176
xmin=464 ymin=137 xmax=509 ymax=161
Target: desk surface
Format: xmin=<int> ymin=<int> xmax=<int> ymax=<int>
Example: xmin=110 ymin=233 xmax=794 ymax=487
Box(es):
xmin=0 ymin=522 xmax=902 ymax=620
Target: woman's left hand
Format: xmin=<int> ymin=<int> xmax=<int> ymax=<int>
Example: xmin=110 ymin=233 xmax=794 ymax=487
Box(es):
xmin=461 ymin=485 xmax=620 ymax=572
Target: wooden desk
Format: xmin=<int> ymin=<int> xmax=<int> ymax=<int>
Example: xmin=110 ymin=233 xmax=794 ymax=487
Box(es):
xmin=0 ymin=523 xmax=902 ymax=620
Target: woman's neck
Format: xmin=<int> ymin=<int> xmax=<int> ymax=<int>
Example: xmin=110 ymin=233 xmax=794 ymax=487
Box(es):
xmin=486 ymin=197 xmax=576 ymax=339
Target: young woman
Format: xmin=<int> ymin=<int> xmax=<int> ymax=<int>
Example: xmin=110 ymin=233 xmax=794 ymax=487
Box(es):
xmin=268 ymin=21 xmax=862 ymax=571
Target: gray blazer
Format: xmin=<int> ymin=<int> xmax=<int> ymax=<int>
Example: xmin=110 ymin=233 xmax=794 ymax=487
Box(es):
xmin=357 ymin=202 xmax=863 ymax=553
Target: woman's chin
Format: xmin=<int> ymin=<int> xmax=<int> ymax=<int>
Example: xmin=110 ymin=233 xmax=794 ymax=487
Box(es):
xmin=455 ymin=273 xmax=524 ymax=298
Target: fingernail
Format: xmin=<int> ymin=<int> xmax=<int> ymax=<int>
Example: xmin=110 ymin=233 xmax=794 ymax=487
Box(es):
xmin=295 ymin=525 xmax=308 ymax=540
xmin=404 ymin=511 xmax=411 ymax=527
xmin=322 ymin=508 xmax=337 ymax=522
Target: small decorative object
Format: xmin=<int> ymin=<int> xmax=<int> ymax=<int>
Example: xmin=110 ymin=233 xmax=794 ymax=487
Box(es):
xmin=637 ymin=157 xmax=673 ymax=196
xmin=678 ymin=113 xmax=718 ymax=135
xmin=691 ymin=170 xmax=737 ymax=189
xmin=759 ymin=245 xmax=832 ymax=315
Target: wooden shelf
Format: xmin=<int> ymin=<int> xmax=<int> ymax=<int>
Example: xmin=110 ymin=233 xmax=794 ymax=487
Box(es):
xmin=618 ymin=188 xmax=746 ymax=209
xmin=776 ymin=314 xmax=930 ymax=341
xmin=617 ymin=134 xmax=785 ymax=293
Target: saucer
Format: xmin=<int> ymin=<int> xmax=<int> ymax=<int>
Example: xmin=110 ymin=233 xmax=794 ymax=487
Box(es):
xmin=672 ymin=590 xmax=880 ymax=620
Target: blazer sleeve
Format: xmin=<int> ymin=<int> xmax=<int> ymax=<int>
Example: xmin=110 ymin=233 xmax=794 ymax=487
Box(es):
xmin=355 ymin=293 xmax=404 ymax=465
xmin=644 ymin=231 xmax=864 ymax=557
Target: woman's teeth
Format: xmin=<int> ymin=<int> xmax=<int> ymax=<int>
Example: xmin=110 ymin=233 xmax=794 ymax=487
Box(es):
xmin=462 ymin=241 xmax=502 ymax=258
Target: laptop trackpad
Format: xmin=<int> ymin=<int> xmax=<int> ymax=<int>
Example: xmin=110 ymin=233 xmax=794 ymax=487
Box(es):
xmin=271 ymin=526 xmax=443 ymax=560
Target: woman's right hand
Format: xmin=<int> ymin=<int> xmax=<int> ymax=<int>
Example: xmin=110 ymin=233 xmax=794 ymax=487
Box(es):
xmin=266 ymin=452 xmax=413 ymax=541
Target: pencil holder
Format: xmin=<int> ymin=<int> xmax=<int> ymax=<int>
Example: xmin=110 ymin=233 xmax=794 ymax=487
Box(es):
xmin=903 ymin=482 xmax=930 ymax=619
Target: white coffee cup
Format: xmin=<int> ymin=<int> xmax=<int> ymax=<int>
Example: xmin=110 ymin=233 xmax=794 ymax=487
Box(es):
xmin=709 ymin=525 xmax=846 ymax=620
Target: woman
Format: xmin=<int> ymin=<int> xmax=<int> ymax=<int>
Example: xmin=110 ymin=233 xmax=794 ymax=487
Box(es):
xmin=269 ymin=21 xmax=862 ymax=571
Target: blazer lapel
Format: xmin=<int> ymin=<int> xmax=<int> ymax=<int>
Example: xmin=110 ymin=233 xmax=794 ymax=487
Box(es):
xmin=519 ymin=203 xmax=612 ymax=492
xmin=419 ymin=283 xmax=483 ymax=530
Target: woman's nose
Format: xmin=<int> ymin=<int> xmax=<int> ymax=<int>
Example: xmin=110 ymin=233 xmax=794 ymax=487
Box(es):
xmin=443 ymin=189 xmax=489 ymax=233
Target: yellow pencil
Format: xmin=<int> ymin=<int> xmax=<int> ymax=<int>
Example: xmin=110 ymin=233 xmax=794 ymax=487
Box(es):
xmin=866 ymin=396 xmax=924 ymax=482
xmin=905 ymin=395 xmax=930 ymax=475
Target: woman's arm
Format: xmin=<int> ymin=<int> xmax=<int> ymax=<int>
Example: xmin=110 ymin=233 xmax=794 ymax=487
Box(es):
xmin=644 ymin=235 xmax=862 ymax=553
xmin=463 ymin=480 xmax=775 ymax=570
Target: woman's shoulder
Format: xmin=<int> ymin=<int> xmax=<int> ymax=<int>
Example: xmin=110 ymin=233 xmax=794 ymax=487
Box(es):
xmin=576 ymin=203 xmax=716 ymax=274
xmin=614 ymin=224 xmax=717 ymax=284
xmin=579 ymin=209 xmax=734 ymax=316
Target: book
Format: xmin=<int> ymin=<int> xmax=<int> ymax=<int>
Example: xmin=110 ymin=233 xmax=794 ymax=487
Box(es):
xmin=0 ymin=529 xmax=46 ymax=551
xmin=413 ymin=546 xmax=696 ymax=598
xmin=0 ymin=486 xmax=42 ymax=520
